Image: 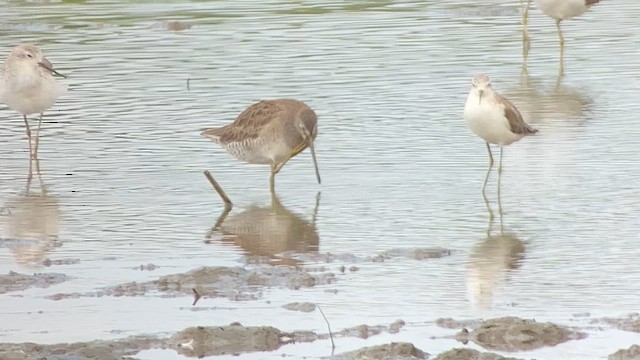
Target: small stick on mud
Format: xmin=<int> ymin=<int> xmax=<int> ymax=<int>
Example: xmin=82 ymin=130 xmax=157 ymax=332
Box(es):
xmin=192 ymin=288 xmax=202 ymax=306
xmin=317 ymin=305 xmax=335 ymax=352
xmin=204 ymin=170 xmax=233 ymax=210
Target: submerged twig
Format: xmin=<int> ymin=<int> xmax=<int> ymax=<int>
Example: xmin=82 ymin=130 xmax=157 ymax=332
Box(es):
xmin=192 ymin=288 xmax=202 ymax=306
xmin=317 ymin=305 xmax=335 ymax=353
xmin=204 ymin=170 xmax=233 ymax=209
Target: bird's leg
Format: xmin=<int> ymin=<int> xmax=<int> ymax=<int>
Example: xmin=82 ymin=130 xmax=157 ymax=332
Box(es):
xmin=482 ymin=142 xmax=494 ymax=196
xmin=498 ymin=147 xmax=503 ymax=175
xmin=23 ymin=115 xmax=35 ymax=160
xmin=270 ymin=163 xmax=277 ymax=193
xmin=521 ymin=0 xmax=531 ymax=73
xmin=521 ymin=0 xmax=531 ymax=41
xmin=33 ymin=112 xmax=43 ymax=159
xmin=556 ymin=19 xmax=565 ymax=76
xmin=497 ymin=147 xmax=504 ymax=218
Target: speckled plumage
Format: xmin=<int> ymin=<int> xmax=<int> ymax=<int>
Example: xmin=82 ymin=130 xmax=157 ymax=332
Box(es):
xmin=202 ymin=99 xmax=320 ymax=190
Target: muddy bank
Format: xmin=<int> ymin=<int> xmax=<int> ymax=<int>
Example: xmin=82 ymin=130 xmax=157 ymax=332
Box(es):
xmin=436 ymin=317 xmax=481 ymax=329
xmin=286 ymin=247 xmax=452 ymax=264
xmin=609 ymin=344 xmax=640 ymax=360
xmin=596 ymin=313 xmax=640 ymax=333
xmin=282 ymin=301 xmax=317 ymax=312
xmin=47 ymin=265 xmax=336 ymax=301
xmin=0 ymin=271 xmax=68 ymax=294
xmin=0 ymin=320 xmax=407 ymax=359
xmin=330 ymin=342 xmax=427 ymax=359
xmin=434 ymin=348 xmax=522 ymax=360
xmin=452 ymin=316 xmax=586 ymax=351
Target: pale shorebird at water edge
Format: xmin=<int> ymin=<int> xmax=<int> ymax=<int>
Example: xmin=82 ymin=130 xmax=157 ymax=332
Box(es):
xmin=202 ymin=99 xmax=321 ymax=197
xmin=464 ymin=74 xmax=538 ymax=196
xmin=0 ymin=44 xmax=67 ymax=160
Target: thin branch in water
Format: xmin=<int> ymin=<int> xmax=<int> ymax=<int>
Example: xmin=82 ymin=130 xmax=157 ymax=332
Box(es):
xmin=192 ymin=288 xmax=202 ymax=306
xmin=317 ymin=305 xmax=335 ymax=353
xmin=204 ymin=170 xmax=233 ymax=209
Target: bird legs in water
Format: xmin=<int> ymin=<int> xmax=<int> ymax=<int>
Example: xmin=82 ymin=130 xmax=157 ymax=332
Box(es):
xmin=556 ymin=19 xmax=565 ymax=76
xmin=34 ymin=113 xmax=44 ymax=159
xmin=23 ymin=113 xmax=45 ymax=161
xmin=482 ymin=142 xmax=494 ymax=197
xmin=520 ymin=0 xmax=532 ymax=74
xmin=520 ymin=0 xmax=531 ymax=42
xmin=483 ymin=144 xmax=505 ymax=221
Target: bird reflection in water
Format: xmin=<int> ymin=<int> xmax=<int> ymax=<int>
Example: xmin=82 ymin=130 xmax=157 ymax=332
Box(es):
xmin=205 ymin=192 xmax=320 ymax=266
xmin=1 ymin=160 xmax=61 ymax=268
xmin=510 ymin=66 xmax=592 ymax=126
xmin=466 ymin=192 xmax=526 ymax=310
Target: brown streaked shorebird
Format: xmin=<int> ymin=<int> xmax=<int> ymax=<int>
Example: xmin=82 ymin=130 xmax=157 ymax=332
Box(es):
xmin=534 ymin=0 xmax=601 ymax=74
xmin=202 ymin=99 xmax=321 ymax=192
xmin=463 ymin=74 xmax=538 ymax=195
xmin=0 ymin=44 xmax=67 ymax=160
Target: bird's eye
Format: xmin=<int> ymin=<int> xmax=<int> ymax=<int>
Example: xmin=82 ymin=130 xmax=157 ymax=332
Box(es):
xmin=472 ymin=83 xmax=477 ymax=87
xmin=26 ymin=53 xmax=33 ymax=58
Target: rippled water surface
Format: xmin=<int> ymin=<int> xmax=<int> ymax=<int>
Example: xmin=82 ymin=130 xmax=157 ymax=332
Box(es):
xmin=1 ymin=1 xmax=640 ymax=359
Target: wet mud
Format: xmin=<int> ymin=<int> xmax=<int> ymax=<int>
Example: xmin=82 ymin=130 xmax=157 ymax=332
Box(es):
xmin=0 ymin=320 xmax=410 ymax=360
xmin=330 ymin=342 xmax=428 ymax=360
xmin=0 ymin=271 xmax=68 ymax=294
xmin=434 ymin=348 xmax=522 ymax=360
xmin=454 ymin=316 xmax=586 ymax=351
xmin=46 ymin=265 xmax=337 ymax=301
xmin=282 ymin=301 xmax=317 ymax=312
xmin=609 ymin=344 xmax=640 ymax=360
xmin=596 ymin=314 xmax=640 ymax=333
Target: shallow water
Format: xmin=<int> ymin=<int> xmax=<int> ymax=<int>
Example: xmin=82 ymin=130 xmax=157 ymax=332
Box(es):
xmin=1 ymin=0 xmax=640 ymax=359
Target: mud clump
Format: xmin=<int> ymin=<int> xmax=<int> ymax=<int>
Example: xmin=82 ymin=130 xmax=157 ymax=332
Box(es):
xmin=375 ymin=247 xmax=451 ymax=261
xmin=436 ymin=317 xmax=481 ymax=329
xmin=43 ymin=258 xmax=80 ymax=267
xmin=170 ymin=323 xmax=287 ymax=357
xmin=47 ymin=265 xmax=336 ymax=301
xmin=0 ymin=271 xmax=68 ymax=294
xmin=282 ymin=301 xmax=316 ymax=312
xmin=330 ymin=342 xmax=427 ymax=359
xmin=457 ymin=316 xmax=586 ymax=351
xmin=337 ymin=319 xmax=406 ymax=339
xmin=609 ymin=344 xmax=640 ymax=360
xmin=596 ymin=313 xmax=640 ymax=333
xmin=0 ymin=320 xmax=412 ymax=359
xmin=434 ymin=348 xmax=522 ymax=360
xmin=0 ymin=336 xmax=158 ymax=360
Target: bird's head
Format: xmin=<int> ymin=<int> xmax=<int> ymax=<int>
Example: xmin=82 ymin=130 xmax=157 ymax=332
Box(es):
xmin=471 ymin=74 xmax=492 ymax=105
xmin=7 ymin=44 xmax=66 ymax=78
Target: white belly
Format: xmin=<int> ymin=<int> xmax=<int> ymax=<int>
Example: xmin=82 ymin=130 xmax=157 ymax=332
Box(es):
xmin=464 ymin=95 xmax=523 ymax=146
xmin=2 ymin=73 xmax=66 ymax=115
xmin=534 ymin=0 xmax=590 ymax=20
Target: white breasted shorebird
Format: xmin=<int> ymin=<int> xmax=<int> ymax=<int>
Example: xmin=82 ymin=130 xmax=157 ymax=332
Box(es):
xmin=202 ymin=99 xmax=320 ymax=195
xmin=534 ymin=0 xmax=601 ymax=74
xmin=0 ymin=44 xmax=67 ymax=160
xmin=464 ymin=74 xmax=538 ymax=195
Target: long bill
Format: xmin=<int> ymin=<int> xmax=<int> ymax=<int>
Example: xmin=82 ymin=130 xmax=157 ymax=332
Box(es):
xmin=478 ymin=89 xmax=483 ymax=105
xmin=308 ymin=136 xmax=321 ymax=185
xmin=39 ymin=58 xmax=67 ymax=78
